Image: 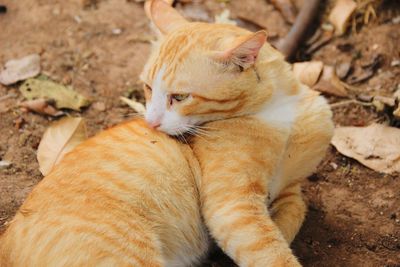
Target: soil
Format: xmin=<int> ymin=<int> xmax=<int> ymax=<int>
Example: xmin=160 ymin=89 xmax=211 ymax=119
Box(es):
xmin=0 ymin=0 xmax=399 ymax=266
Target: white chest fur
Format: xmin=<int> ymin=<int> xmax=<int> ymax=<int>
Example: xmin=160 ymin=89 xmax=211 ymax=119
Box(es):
xmin=255 ymin=92 xmax=301 ymax=130
xmin=255 ymin=91 xmax=302 ymax=203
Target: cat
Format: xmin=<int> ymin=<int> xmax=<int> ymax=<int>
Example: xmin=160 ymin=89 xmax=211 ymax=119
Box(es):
xmin=0 ymin=119 xmax=209 ymax=267
xmin=141 ymin=1 xmax=334 ymax=266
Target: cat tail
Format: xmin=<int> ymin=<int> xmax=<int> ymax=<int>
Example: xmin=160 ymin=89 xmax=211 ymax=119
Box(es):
xmin=201 ymin=182 xmax=301 ymax=267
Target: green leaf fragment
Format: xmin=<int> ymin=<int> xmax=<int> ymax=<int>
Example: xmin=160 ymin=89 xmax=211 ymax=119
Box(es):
xmin=20 ymin=78 xmax=90 ymax=111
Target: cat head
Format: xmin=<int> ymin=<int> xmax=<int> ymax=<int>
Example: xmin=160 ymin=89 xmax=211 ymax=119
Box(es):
xmin=141 ymin=0 xmax=270 ymax=135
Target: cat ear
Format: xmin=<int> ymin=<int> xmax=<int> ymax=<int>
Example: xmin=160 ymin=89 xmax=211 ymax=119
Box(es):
xmin=213 ymin=31 xmax=267 ymax=70
xmin=145 ymin=0 xmax=188 ymax=35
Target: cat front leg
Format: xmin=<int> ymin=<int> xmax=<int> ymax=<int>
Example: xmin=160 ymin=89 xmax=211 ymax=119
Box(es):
xmin=201 ymin=181 xmax=301 ymax=267
xmin=269 ymin=182 xmax=307 ymax=244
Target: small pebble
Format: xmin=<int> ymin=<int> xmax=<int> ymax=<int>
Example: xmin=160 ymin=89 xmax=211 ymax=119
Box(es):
xmin=73 ymin=15 xmax=82 ymax=24
xmin=93 ymin=102 xmax=106 ymax=112
xmin=52 ymin=8 xmax=61 ymax=15
xmin=321 ymin=23 xmax=334 ymax=32
xmin=392 ymin=16 xmax=400 ymax=24
xmin=391 ymin=60 xmax=400 ymax=67
xmin=0 ymin=160 xmax=11 ymax=169
xmin=329 ymin=162 xmax=338 ymax=170
xmin=111 ymin=28 xmax=122 ymax=35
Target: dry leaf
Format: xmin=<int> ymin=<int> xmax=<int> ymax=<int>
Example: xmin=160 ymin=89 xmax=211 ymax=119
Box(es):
xmin=329 ymin=0 xmax=357 ymax=35
xmin=20 ymin=78 xmax=90 ymax=111
xmin=37 ymin=117 xmax=87 ymax=175
xmin=176 ymin=2 xmax=212 ymax=22
xmin=293 ymin=62 xmax=348 ymax=97
xmin=120 ymin=96 xmax=146 ymax=114
xmin=293 ymin=61 xmax=324 ymax=87
xmin=20 ymin=99 xmax=64 ymax=116
xmin=215 ymin=9 xmax=237 ymax=25
xmin=331 ymin=123 xmax=400 ymax=174
xmin=394 ymin=106 xmax=400 ymax=119
xmin=313 ymin=65 xmax=348 ymax=97
xmin=0 ymin=54 xmax=40 ymax=85
xmin=270 ymin=0 xmax=297 ymax=24
xmin=231 ymin=0 xmax=282 ymax=31
xmin=335 ymin=61 xmax=352 ymax=79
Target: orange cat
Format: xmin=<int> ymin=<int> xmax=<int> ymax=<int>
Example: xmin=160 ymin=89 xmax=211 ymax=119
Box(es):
xmin=142 ymin=1 xmax=334 ymax=266
xmin=0 ymin=119 xmax=209 ymax=266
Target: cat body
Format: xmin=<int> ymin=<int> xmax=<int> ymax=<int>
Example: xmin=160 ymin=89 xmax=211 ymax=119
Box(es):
xmin=142 ymin=1 xmax=334 ymax=266
xmin=0 ymin=119 xmax=209 ymax=267
xmin=191 ymin=87 xmax=333 ymax=266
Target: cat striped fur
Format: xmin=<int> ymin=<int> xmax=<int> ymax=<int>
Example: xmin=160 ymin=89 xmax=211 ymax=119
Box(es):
xmin=0 ymin=119 xmax=209 ymax=267
xmin=142 ymin=1 xmax=334 ymax=266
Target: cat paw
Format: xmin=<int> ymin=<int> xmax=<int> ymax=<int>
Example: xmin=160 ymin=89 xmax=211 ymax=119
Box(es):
xmin=271 ymin=254 xmax=302 ymax=267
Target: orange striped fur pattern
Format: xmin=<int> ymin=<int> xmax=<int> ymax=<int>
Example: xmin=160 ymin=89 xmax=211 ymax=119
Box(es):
xmin=0 ymin=119 xmax=209 ymax=267
xmin=142 ymin=1 xmax=334 ymax=266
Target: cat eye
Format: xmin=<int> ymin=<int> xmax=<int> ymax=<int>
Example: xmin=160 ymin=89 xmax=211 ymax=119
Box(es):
xmin=170 ymin=93 xmax=190 ymax=102
xmin=144 ymin=84 xmax=152 ymax=91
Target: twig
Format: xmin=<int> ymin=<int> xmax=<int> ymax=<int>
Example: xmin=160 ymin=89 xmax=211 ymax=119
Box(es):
xmin=330 ymin=99 xmax=373 ymax=109
xmin=0 ymin=93 xmax=17 ymax=102
xmin=276 ymin=0 xmax=320 ymax=60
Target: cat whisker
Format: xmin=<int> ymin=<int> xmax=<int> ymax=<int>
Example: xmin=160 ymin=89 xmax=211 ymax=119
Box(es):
xmin=188 ymin=125 xmax=221 ymax=139
xmin=184 ymin=126 xmax=216 ymax=146
xmin=177 ymin=129 xmax=189 ymax=145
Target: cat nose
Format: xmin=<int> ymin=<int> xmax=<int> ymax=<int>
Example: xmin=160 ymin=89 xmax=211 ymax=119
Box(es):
xmin=147 ymin=120 xmax=161 ymax=129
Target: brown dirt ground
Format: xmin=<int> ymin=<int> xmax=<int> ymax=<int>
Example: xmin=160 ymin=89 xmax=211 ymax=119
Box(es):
xmin=0 ymin=0 xmax=399 ymax=266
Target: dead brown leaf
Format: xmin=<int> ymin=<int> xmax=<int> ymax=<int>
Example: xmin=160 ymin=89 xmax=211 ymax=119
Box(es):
xmin=331 ymin=123 xmax=400 ymax=174
xmin=270 ymin=0 xmax=297 ymax=24
xmin=37 ymin=117 xmax=87 ymax=176
xmin=314 ymin=65 xmax=348 ymax=97
xmin=19 ymin=99 xmax=64 ymax=116
xmin=293 ymin=61 xmax=324 ymax=87
xmin=394 ymin=106 xmax=400 ymax=119
xmin=293 ymin=62 xmax=348 ymax=97
xmin=120 ymin=96 xmax=146 ymax=114
xmin=0 ymin=54 xmax=40 ymax=85
xmin=215 ymin=9 xmax=237 ymax=25
xmin=336 ymin=61 xmax=352 ymax=80
xmin=20 ymin=78 xmax=90 ymax=111
xmin=329 ymin=0 xmax=357 ymax=36
xmin=176 ymin=2 xmax=212 ymax=22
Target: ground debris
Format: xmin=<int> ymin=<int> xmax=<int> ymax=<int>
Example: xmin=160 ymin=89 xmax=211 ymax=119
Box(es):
xmin=120 ymin=96 xmax=146 ymax=114
xmin=293 ymin=61 xmax=348 ymax=97
xmin=37 ymin=117 xmax=87 ymax=176
xmin=0 ymin=5 xmax=7 ymax=14
xmin=0 ymin=160 xmax=11 ymax=169
xmin=215 ymin=9 xmax=236 ymax=25
xmin=293 ymin=61 xmax=324 ymax=87
xmin=19 ymin=99 xmax=64 ymax=117
xmin=20 ymin=78 xmax=90 ymax=111
xmin=269 ymin=0 xmax=297 ymax=24
xmin=329 ymin=0 xmax=357 ymax=36
xmin=331 ymin=123 xmax=400 ymax=174
xmin=0 ymin=54 xmax=41 ymax=86
xmin=336 ymin=61 xmax=352 ymax=80
xmin=176 ymin=2 xmax=212 ymax=22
